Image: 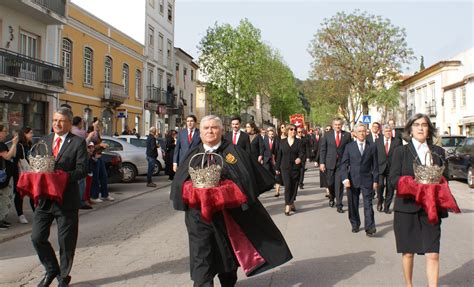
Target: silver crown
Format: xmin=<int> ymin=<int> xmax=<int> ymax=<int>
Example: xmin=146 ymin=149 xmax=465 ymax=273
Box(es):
xmin=29 ymin=141 xmax=55 ymax=173
xmin=413 ymin=151 xmax=444 ymax=184
xmin=188 ymin=152 xmax=223 ymax=188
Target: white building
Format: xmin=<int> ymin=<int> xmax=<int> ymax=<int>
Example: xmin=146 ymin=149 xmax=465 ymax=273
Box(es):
xmin=0 ymin=0 xmax=67 ymax=135
xmin=174 ymin=47 xmax=198 ymax=124
xmin=402 ymin=47 xmax=474 ymax=136
xmin=144 ymin=0 xmax=175 ymax=136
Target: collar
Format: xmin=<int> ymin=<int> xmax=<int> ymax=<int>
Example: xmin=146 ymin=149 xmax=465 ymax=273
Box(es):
xmin=384 ymin=136 xmax=391 ymax=142
xmin=233 ymin=130 xmax=240 ymax=134
xmin=203 ymin=141 xmax=222 ymax=152
xmin=356 ymin=139 xmax=365 ymax=145
xmin=412 ymin=138 xmax=428 ymax=150
xmin=53 ymin=132 xmax=69 ymax=143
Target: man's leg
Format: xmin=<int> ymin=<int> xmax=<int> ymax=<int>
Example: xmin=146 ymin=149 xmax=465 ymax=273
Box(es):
xmin=31 ymin=209 xmax=60 ymax=275
xmin=347 ymin=187 xmax=361 ymax=230
xmin=98 ymin=157 xmax=109 ymax=198
xmin=362 ymin=187 xmax=376 ymax=231
xmin=55 ymin=208 xmax=79 ymax=283
xmin=384 ymin=173 xmax=395 ymax=212
xmin=325 ymin=169 xmax=336 ymax=207
xmin=146 ymin=157 xmax=155 ymax=184
xmin=334 ymin=167 xmax=344 ymax=209
xmin=218 ymin=270 xmax=238 ymax=287
xmin=377 ymin=174 xmax=385 ymax=211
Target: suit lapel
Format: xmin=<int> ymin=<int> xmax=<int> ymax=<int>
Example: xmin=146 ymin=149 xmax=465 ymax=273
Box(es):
xmin=407 ymin=141 xmax=422 ymax=165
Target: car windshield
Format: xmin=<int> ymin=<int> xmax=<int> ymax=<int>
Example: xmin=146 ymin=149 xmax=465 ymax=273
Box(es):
xmin=130 ymin=138 xmax=147 ymax=148
xmin=441 ymin=137 xmax=465 ymax=147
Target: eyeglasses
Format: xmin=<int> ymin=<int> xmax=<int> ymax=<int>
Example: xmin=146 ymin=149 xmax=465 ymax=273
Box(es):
xmin=413 ymin=123 xmax=429 ymax=128
xmin=288 ymin=128 xmax=295 ymax=131
xmin=325 ymin=129 xmax=330 ymax=132
xmin=297 ymin=131 xmax=302 ymax=133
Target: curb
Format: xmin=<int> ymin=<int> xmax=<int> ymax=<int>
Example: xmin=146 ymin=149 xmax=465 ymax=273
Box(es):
xmin=0 ymin=182 xmax=172 ymax=244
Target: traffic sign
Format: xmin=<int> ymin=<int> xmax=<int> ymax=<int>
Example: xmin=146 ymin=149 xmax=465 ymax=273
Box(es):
xmin=362 ymin=115 xmax=371 ymax=124
xmin=117 ymin=109 xmax=127 ymax=118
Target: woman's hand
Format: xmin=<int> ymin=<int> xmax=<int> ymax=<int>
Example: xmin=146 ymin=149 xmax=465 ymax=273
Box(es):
xmin=275 ymin=170 xmax=280 ymax=175
xmin=295 ymin=158 xmax=301 ymax=165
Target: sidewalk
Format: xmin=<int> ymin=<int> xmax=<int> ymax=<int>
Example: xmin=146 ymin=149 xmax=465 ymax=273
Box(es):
xmin=0 ymin=175 xmax=172 ymax=243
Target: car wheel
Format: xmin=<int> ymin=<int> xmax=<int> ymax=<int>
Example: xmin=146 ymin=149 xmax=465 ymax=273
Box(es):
xmin=153 ymin=161 xmax=162 ymax=176
xmin=121 ymin=163 xmax=137 ymax=183
xmin=468 ymin=167 xmax=474 ymax=188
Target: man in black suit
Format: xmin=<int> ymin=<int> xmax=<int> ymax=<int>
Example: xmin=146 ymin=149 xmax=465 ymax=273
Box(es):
xmin=319 ymin=118 xmax=351 ymax=212
xmin=296 ymin=127 xmax=308 ymax=189
xmin=173 ymin=115 xmax=201 ymax=172
xmin=31 ymin=107 xmax=88 ymax=287
xmin=367 ymin=122 xmax=381 ymax=143
xmin=341 ymin=123 xmax=379 ymax=236
xmin=224 ymin=116 xmax=250 ymax=153
xmin=375 ymin=124 xmax=402 ymax=213
xmin=388 ymin=119 xmax=402 ymax=140
xmin=262 ymin=127 xmax=276 ymax=173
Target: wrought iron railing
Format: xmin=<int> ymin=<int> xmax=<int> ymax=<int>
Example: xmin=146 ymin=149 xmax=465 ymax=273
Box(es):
xmin=426 ymin=104 xmax=436 ymax=116
xmin=32 ymin=0 xmax=66 ymax=17
xmin=0 ymin=48 xmax=64 ymax=88
xmin=101 ymin=81 xmax=127 ymax=102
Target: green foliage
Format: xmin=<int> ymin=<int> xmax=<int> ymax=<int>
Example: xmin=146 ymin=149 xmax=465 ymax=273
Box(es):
xmin=308 ymin=10 xmax=414 ymax=125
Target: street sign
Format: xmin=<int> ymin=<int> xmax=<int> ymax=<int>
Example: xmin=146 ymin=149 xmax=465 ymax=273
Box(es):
xmin=362 ymin=115 xmax=371 ymax=124
xmin=117 ymin=109 xmax=127 ymax=118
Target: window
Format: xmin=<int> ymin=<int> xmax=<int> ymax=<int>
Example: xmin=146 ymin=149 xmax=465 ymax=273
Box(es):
xmin=190 ymin=93 xmax=194 ymax=112
xmin=451 ymin=90 xmax=456 ymax=108
xmin=135 ymin=69 xmax=142 ymax=99
xmin=167 ymin=3 xmax=173 ymax=22
xmin=191 ymin=69 xmax=194 ymax=81
xmin=183 ymin=67 xmax=187 ymax=80
xmin=20 ymin=31 xmax=38 ymax=74
xmin=148 ymin=25 xmax=154 ymax=48
xmin=62 ymin=38 xmax=72 ymax=80
xmin=83 ymin=47 xmax=93 ymax=85
xmin=461 ymin=87 xmax=466 ymax=107
xmin=104 ymin=56 xmax=112 ymax=87
xmin=176 ymin=62 xmax=179 ymax=72
xmin=148 ymin=0 xmax=155 ymax=8
xmin=122 ymin=64 xmax=129 ymax=95
xmin=148 ymin=68 xmax=154 ymax=87
xmin=167 ymin=40 xmax=172 ymax=68
xmin=158 ymin=34 xmax=164 ymax=60
xmin=158 ymin=71 xmax=163 ymax=89
xmin=159 ymin=0 xmax=164 ymax=14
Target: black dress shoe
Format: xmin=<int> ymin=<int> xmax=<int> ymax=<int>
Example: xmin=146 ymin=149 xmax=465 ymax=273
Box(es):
xmin=80 ymin=205 xmax=93 ymax=210
xmin=366 ymin=228 xmax=376 ymax=237
xmin=329 ymin=200 xmax=335 ymax=207
xmin=337 ymin=207 xmax=344 ymax=213
xmin=58 ymin=275 xmax=71 ymax=287
xmin=351 ymin=226 xmax=360 ymax=233
xmin=377 ymin=201 xmax=383 ymax=212
xmin=37 ymin=271 xmax=59 ymax=287
xmin=299 ymin=185 xmax=304 ymax=189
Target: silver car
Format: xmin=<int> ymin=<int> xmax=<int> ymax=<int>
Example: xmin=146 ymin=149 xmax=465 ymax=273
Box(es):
xmin=101 ymin=136 xmax=164 ymax=183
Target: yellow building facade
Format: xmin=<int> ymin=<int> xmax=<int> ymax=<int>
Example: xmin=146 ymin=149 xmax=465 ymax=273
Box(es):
xmin=60 ymin=4 xmax=145 ymax=135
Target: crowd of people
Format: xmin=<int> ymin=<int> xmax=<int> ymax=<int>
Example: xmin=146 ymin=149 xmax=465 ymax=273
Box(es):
xmin=0 ymin=109 xmax=452 ymax=287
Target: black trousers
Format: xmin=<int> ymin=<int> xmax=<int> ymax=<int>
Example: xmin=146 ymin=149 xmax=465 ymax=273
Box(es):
xmin=377 ymin=171 xmax=394 ymax=209
xmin=326 ymin=167 xmax=344 ymax=208
xmin=13 ymin=177 xmax=35 ymax=216
xmin=31 ymin=201 xmax=79 ymax=280
xmin=299 ymin=164 xmax=306 ymax=186
xmin=347 ymin=187 xmax=375 ymax=230
xmin=281 ymin=169 xmax=300 ymax=205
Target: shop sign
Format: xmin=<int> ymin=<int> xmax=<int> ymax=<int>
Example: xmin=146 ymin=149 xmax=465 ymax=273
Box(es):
xmin=117 ymin=108 xmax=127 ymax=118
xmin=0 ymin=89 xmax=15 ymax=100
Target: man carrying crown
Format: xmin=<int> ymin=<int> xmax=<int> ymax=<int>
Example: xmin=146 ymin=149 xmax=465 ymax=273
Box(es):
xmin=170 ymin=115 xmax=292 ymax=287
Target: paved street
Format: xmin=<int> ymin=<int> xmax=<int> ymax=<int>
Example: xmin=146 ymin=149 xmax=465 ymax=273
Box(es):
xmin=0 ymin=167 xmax=473 ymax=287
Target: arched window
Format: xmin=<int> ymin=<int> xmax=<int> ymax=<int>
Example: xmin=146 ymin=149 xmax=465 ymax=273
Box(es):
xmin=83 ymin=47 xmax=93 ymax=85
xmin=104 ymin=56 xmax=112 ymax=88
xmin=135 ymin=69 xmax=142 ymax=99
xmin=62 ymin=38 xmax=72 ymax=80
xmin=122 ymin=63 xmax=129 ymax=95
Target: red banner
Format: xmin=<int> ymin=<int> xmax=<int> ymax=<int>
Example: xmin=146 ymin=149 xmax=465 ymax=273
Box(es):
xmin=290 ymin=114 xmax=305 ymax=128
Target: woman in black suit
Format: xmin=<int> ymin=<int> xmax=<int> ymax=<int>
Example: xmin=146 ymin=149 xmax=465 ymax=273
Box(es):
xmin=274 ymin=123 xmax=287 ymax=197
xmin=245 ymin=121 xmax=264 ymax=164
xmin=389 ymin=113 xmax=448 ymax=287
xmin=276 ymin=124 xmax=305 ymax=215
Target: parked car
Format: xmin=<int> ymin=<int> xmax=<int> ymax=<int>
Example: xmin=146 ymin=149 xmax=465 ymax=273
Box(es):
xmin=446 ymin=137 xmax=474 ymax=188
xmin=440 ymin=135 xmax=466 ymax=154
xmin=101 ymin=151 xmax=124 ymax=184
xmin=101 ymin=136 xmax=164 ymax=183
xmin=115 ymin=134 xmax=165 ymax=166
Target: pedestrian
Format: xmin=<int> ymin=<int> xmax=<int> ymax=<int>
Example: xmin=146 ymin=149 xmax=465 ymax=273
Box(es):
xmin=275 ymin=123 xmax=305 ymax=215
xmin=13 ymin=127 xmax=36 ymax=223
xmin=296 ymin=127 xmax=308 ymax=189
xmin=341 ymin=123 xmax=379 ymax=236
xmin=71 ymin=116 xmax=92 ymax=210
xmin=273 ymin=123 xmax=287 ymax=197
xmin=0 ymin=124 xmax=18 ymax=230
xmin=262 ymin=127 xmax=277 ymax=174
xmin=165 ymin=130 xmax=177 ymax=180
xmin=224 ymin=116 xmax=251 ymax=153
xmin=245 ymin=121 xmax=264 ymax=164
xmin=170 ymin=115 xmax=292 ymax=286
xmin=375 ymin=124 xmax=402 ymax=213
xmin=319 ymin=118 xmax=351 ymax=213
xmin=367 ymin=122 xmax=381 ymax=143
xmin=389 ymin=113 xmax=449 ymax=287
xmin=318 ymin=125 xmax=332 ymax=198
xmin=31 ymin=107 xmax=88 ymax=287
xmin=146 ymin=127 xmax=159 ymax=187
xmin=173 ymin=115 xmax=201 ymax=172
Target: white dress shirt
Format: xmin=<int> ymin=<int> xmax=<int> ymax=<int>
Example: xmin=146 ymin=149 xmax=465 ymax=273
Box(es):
xmin=412 ymin=138 xmax=429 ymax=165
xmin=53 ymin=132 xmax=69 ymax=154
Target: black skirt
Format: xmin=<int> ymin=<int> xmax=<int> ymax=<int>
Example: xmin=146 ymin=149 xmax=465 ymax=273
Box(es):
xmin=393 ymin=209 xmax=441 ymax=254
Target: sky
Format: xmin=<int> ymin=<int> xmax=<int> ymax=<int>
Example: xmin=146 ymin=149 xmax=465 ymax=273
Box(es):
xmin=71 ymin=0 xmax=473 ymax=80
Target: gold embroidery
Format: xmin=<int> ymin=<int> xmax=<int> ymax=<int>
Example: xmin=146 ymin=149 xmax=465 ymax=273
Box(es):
xmin=225 ymin=153 xmax=237 ymax=164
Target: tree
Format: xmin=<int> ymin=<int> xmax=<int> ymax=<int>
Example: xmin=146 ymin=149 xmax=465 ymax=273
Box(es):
xmin=419 ymin=55 xmax=425 ymax=71
xmin=198 ymin=19 xmax=267 ymax=115
xmin=308 ymin=10 xmax=414 ymax=126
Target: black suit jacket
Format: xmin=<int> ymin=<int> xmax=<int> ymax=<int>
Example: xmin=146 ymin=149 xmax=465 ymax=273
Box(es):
xmin=225 ymin=131 xmax=251 ymax=153
xmin=275 ymin=138 xmax=305 ymax=171
xmin=249 ymin=134 xmax=264 ymax=162
xmin=367 ymin=133 xmax=381 ymax=144
xmin=376 ymin=136 xmax=402 ymax=175
xmin=173 ymin=128 xmax=201 ymax=166
xmin=389 ymin=142 xmax=447 ymax=213
xmin=262 ymin=136 xmax=277 ymax=163
xmin=341 ymin=141 xmax=379 ymax=189
xmin=319 ymin=130 xmax=351 ymax=169
xmin=38 ymin=133 xmax=88 ymax=211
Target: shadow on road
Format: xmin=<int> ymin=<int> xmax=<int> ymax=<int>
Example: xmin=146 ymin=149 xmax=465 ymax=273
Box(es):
xmin=439 ymin=259 xmax=474 ymax=287
xmin=238 ymin=250 xmax=376 ymax=287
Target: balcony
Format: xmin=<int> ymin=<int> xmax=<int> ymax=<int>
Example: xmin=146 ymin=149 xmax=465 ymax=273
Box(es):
xmin=0 ymin=48 xmax=64 ymax=93
xmin=101 ymin=81 xmax=127 ymax=106
xmin=426 ymin=104 xmax=436 ymax=117
xmin=2 ymin=0 xmax=67 ymax=24
xmin=146 ymin=86 xmax=160 ymax=103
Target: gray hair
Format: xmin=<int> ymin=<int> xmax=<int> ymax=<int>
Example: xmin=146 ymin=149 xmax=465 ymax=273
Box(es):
xmin=200 ymin=115 xmax=223 ymax=130
xmin=149 ymin=126 xmax=157 ymax=133
xmin=267 ymin=127 xmax=275 ymax=133
xmin=382 ymin=124 xmax=392 ymax=131
xmin=55 ymin=107 xmax=73 ymax=122
xmin=353 ymin=122 xmax=367 ymax=132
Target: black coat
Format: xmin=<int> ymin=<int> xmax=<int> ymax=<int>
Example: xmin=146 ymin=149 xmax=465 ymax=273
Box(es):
xmin=170 ymin=140 xmax=292 ymax=276
xmin=319 ymin=130 xmax=351 ymax=169
xmin=389 ymin=142 xmax=448 ymax=213
xmin=341 ymin=141 xmax=379 ymax=189
xmin=249 ymin=134 xmax=264 ymax=162
xmin=376 ymin=136 xmax=402 ymax=175
xmin=275 ymin=138 xmax=305 ymax=171
xmin=225 ymin=131 xmax=251 ymax=153
xmin=262 ymin=136 xmax=277 ymax=164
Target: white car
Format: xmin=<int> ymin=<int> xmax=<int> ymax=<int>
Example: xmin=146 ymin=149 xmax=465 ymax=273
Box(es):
xmin=101 ymin=136 xmax=165 ymax=183
xmin=115 ymin=135 xmax=165 ymax=163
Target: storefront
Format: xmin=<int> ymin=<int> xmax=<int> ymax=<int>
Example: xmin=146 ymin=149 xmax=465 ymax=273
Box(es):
xmin=0 ymin=87 xmax=50 ymax=138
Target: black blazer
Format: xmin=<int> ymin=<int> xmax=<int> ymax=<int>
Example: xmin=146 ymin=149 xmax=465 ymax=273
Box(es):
xmin=262 ymin=136 xmax=277 ymax=163
xmin=225 ymin=131 xmax=251 ymax=153
xmin=341 ymin=141 xmax=379 ymax=189
xmin=38 ymin=133 xmax=88 ymax=211
xmin=173 ymin=128 xmax=201 ymax=166
xmin=376 ymin=136 xmax=402 ymax=175
xmin=367 ymin=133 xmax=381 ymax=144
xmin=275 ymin=138 xmax=305 ymax=171
xmin=319 ymin=130 xmax=351 ymax=169
xmin=389 ymin=142 xmax=447 ymax=213
xmin=249 ymin=134 xmax=264 ymax=162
